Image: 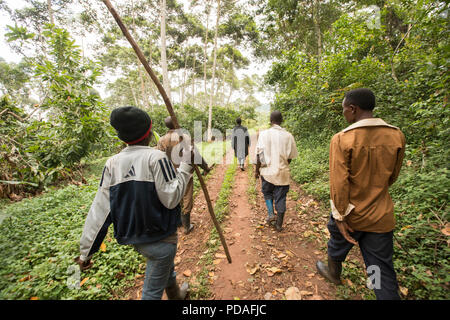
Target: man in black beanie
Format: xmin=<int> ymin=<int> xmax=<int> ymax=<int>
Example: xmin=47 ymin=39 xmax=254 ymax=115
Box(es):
xmin=76 ymin=106 xmax=193 ymax=300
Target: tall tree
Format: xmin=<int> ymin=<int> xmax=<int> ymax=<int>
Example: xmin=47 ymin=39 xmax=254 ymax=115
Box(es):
xmin=207 ymin=0 xmax=222 ymax=141
xmin=160 ymin=0 xmax=171 ymax=100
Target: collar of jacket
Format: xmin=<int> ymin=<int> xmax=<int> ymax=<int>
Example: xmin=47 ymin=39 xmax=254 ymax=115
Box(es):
xmin=270 ymin=124 xmax=285 ymax=131
xmin=121 ymin=145 xmax=151 ymax=152
xmin=342 ymin=118 xmax=398 ymax=133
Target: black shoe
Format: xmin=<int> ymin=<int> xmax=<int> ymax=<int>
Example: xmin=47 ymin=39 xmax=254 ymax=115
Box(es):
xmin=316 ymin=256 xmax=342 ymax=285
xmin=275 ymin=212 xmax=285 ymax=232
xmin=181 ymin=213 xmax=194 ymax=234
xmin=165 ymin=282 xmax=189 ymax=300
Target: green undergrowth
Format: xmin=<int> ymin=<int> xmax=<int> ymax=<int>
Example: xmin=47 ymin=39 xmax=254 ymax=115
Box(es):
xmin=0 ymin=157 xmax=146 ymax=300
xmin=290 ymin=139 xmax=329 ymax=204
xmin=189 ymin=160 xmax=237 ymax=299
xmin=247 ymin=162 xmax=257 ymax=206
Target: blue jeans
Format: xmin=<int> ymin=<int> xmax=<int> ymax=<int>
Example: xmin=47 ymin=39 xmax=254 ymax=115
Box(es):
xmin=133 ymin=241 xmax=177 ymax=300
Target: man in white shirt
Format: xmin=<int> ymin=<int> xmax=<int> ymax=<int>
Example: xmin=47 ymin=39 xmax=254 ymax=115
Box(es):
xmin=255 ymin=111 xmax=298 ymax=231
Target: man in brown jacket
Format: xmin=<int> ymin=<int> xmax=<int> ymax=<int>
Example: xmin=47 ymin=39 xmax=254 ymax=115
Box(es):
xmin=157 ymin=117 xmax=211 ymax=234
xmin=316 ymin=88 xmax=405 ymax=300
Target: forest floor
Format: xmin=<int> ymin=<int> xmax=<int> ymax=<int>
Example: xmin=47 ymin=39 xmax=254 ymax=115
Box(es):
xmin=122 ymin=137 xmax=365 ymax=300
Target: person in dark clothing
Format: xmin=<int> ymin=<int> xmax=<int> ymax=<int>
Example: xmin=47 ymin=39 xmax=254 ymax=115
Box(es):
xmin=231 ymin=117 xmax=250 ymax=171
xmin=76 ymin=106 xmax=193 ymax=300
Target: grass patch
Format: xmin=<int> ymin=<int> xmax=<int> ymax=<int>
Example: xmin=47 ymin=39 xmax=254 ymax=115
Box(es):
xmin=189 ymin=161 xmax=237 ymax=299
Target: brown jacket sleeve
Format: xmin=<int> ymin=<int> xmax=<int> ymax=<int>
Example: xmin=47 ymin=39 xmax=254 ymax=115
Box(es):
xmin=329 ymin=133 xmax=353 ymax=219
xmin=389 ymin=131 xmax=406 ymax=186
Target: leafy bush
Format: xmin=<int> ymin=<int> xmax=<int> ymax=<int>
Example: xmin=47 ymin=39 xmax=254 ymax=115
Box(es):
xmin=0 ymin=25 xmax=110 ymax=198
xmin=290 ymin=139 xmax=329 ymax=202
xmin=390 ymin=167 xmax=450 ymax=299
xmin=0 ymin=159 xmax=144 ymax=300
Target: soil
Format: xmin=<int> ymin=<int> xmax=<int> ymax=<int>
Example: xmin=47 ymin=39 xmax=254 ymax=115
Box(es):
xmin=121 ymin=138 xmax=365 ymax=300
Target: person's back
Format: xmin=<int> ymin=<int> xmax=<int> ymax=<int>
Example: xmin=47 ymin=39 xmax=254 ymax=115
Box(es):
xmin=255 ymin=111 xmax=298 ymax=232
xmin=317 ymin=88 xmax=405 ymax=300
xmin=330 ymin=121 xmax=405 ymax=233
xmin=232 ymin=118 xmax=250 ymax=170
xmin=78 ymin=107 xmax=193 ymax=300
xmin=257 ymin=124 xmax=297 ymax=186
xmin=104 ymin=145 xmax=182 ymax=244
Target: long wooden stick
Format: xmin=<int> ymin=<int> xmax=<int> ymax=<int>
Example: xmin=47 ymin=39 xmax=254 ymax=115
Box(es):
xmin=101 ymin=0 xmax=232 ymax=263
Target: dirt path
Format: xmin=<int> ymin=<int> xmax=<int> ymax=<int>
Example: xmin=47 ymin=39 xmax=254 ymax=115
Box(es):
xmin=209 ymin=165 xmax=338 ymax=300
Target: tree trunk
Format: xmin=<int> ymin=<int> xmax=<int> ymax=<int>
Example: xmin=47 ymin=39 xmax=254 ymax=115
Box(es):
xmin=131 ymin=1 xmax=150 ymax=110
xmin=160 ymin=0 xmax=171 ymax=100
xmin=47 ymin=0 xmax=54 ymax=25
xmin=181 ymin=52 xmax=188 ymax=105
xmin=203 ymin=0 xmax=212 ymax=108
xmin=128 ymin=80 xmax=139 ymax=106
xmin=192 ymin=55 xmax=196 ymax=106
xmin=313 ymin=0 xmax=322 ymax=67
xmin=207 ymin=0 xmax=221 ymax=142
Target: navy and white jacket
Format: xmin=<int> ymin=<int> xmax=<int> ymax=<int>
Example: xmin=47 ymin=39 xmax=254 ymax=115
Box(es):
xmin=79 ymin=145 xmax=192 ymax=262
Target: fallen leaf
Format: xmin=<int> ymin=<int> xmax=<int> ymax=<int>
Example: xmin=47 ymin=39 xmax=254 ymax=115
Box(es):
xmin=246 ymin=264 xmax=260 ymax=275
xmin=215 ymin=253 xmax=227 ymax=259
xmin=307 ymin=273 xmax=315 ymax=278
xmin=80 ymin=277 xmax=89 ymax=287
xmin=208 ymin=271 xmax=215 ymax=277
xmin=303 ymin=231 xmax=313 ymax=238
xmin=19 ymin=275 xmax=31 ymax=282
xmin=399 ymin=286 xmax=408 ymax=296
xmin=213 ymin=259 xmax=222 ymax=265
xmin=305 ymin=281 xmax=313 ymax=287
xmin=300 ymin=290 xmax=313 ymax=296
xmin=277 ymin=253 xmax=287 ymax=259
xmin=264 ymin=292 xmax=273 ymax=300
xmin=30 ymin=296 xmax=39 ymax=300
xmin=183 ymin=270 xmax=192 ymax=277
xmin=345 ymin=279 xmax=353 ymax=286
xmin=100 ymin=242 xmax=106 ymax=252
xmin=286 ymin=250 xmax=295 ymax=257
xmin=266 ymin=267 xmax=282 ymax=276
xmin=441 ymin=225 xmax=450 ymax=236
xmin=310 ymin=295 xmax=323 ymax=300
xmin=285 ymin=287 xmax=302 ymax=300
xmin=174 ymin=257 xmax=181 ymax=265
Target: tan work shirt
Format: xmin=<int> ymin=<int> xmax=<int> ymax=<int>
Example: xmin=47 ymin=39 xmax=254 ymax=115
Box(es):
xmin=256 ymin=125 xmax=298 ymax=186
xmin=329 ymin=118 xmax=406 ymax=233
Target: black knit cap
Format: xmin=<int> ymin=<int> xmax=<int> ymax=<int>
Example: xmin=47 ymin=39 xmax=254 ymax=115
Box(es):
xmin=110 ymin=106 xmax=152 ymax=144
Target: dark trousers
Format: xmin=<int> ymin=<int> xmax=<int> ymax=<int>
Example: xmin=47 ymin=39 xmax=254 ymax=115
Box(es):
xmin=327 ymin=215 xmax=400 ymax=300
xmin=261 ymin=176 xmax=289 ymax=213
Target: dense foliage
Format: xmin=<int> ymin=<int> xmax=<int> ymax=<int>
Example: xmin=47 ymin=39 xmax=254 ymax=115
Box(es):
xmin=0 ymin=159 xmax=145 ymax=299
xmin=0 ymin=25 xmax=110 ymax=199
xmin=266 ymin=1 xmax=449 ymax=299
